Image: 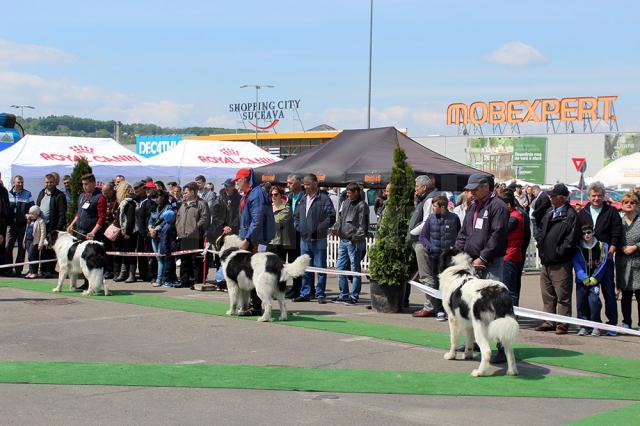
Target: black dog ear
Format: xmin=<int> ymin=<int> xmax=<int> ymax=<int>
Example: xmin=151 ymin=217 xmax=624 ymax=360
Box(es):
xmin=439 ymin=247 xmax=460 ymax=272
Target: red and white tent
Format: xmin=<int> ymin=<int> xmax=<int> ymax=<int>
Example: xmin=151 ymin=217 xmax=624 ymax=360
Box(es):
xmin=146 ymin=138 xmax=281 ymax=186
xmin=0 ymin=135 xmax=165 ymax=190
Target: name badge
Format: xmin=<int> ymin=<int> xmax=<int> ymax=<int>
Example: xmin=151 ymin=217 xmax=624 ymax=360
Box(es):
xmin=82 ymin=202 xmax=91 ymax=209
xmin=474 ymin=218 xmax=484 ymax=229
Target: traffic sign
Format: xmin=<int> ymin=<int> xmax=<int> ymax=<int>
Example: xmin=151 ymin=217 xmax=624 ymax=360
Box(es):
xmin=572 ymin=157 xmax=586 ymax=173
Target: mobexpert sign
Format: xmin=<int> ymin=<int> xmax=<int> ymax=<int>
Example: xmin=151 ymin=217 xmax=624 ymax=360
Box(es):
xmin=229 ymin=99 xmax=301 ymax=130
xmin=447 ymin=96 xmax=617 ymax=126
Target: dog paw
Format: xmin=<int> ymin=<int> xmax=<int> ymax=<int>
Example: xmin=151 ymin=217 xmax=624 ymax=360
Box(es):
xmin=82 ymin=290 xmax=89 ymax=296
xmin=52 ymin=288 xmax=60 ymax=293
xmin=225 ymin=310 xmax=233 ymax=315
xmin=257 ymin=316 xmax=270 ymax=322
xmin=471 ymin=369 xmax=488 ymax=377
xmin=279 ymin=315 xmax=287 ymax=321
xmin=443 ymin=351 xmax=456 ymax=360
xmin=507 ymin=368 xmax=519 ymax=376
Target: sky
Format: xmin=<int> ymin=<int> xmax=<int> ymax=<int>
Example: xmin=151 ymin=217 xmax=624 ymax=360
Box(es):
xmin=1 ymin=0 xmax=639 ymax=136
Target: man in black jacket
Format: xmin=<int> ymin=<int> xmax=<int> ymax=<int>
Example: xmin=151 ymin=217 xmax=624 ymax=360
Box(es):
xmin=535 ymin=183 xmax=580 ymax=335
xmin=133 ymin=181 xmax=156 ymax=282
xmin=210 ymin=178 xmax=241 ymax=288
xmin=455 ymin=173 xmax=509 ymax=281
xmin=333 ymin=183 xmax=369 ymax=304
xmin=577 ymin=181 xmax=622 ymax=333
xmin=284 ymin=174 xmax=304 ymax=299
xmin=530 ymin=185 xmax=551 ymax=241
xmin=36 ymin=174 xmax=68 ymax=278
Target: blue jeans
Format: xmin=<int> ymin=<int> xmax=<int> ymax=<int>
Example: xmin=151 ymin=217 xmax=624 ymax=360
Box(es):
xmin=601 ymin=259 xmax=618 ymax=325
xmin=575 ymin=282 xmax=602 ymax=329
xmin=336 ymin=240 xmax=365 ymax=300
xmin=151 ymin=239 xmax=165 ymax=283
xmin=300 ymin=239 xmax=327 ymax=299
xmin=478 ymin=257 xmax=504 ymax=282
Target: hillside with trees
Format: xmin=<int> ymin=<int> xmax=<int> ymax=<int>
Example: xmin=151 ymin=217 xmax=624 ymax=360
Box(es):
xmin=19 ymin=115 xmax=254 ymax=145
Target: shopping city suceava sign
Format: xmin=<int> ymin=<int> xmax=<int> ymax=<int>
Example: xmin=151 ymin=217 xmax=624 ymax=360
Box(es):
xmin=229 ymin=99 xmax=301 ymax=130
xmin=447 ymin=96 xmax=617 ymax=126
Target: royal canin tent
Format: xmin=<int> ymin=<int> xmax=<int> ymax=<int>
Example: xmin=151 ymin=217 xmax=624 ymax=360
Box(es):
xmin=146 ymin=138 xmax=281 ymax=187
xmin=0 ymin=135 xmax=165 ymax=190
xmin=254 ymin=127 xmax=486 ymax=190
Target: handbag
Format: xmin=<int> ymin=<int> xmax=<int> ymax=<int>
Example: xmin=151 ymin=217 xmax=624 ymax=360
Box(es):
xmin=104 ymin=223 xmax=121 ymax=241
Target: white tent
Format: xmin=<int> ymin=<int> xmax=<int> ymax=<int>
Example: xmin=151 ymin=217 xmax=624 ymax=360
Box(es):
xmin=0 ymin=135 xmax=166 ymax=190
xmin=591 ymin=152 xmax=640 ymax=187
xmin=146 ymin=139 xmax=281 ymax=187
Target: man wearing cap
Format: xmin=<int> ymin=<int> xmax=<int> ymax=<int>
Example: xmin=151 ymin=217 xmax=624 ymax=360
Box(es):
xmin=230 ymin=168 xmax=275 ymax=315
xmin=577 ymin=181 xmax=622 ymax=334
xmin=293 ymin=173 xmax=336 ymax=304
xmin=455 ymin=173 xmax=509 ymax=280
xmin=210 ymin=178 xmax=241 ymax=289
xmin=535 ymin=183 xmax=580 ymax=335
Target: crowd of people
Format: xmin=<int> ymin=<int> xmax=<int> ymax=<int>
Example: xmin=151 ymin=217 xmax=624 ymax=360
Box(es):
xmin=1 ymin=168 xmax=639 ymax=336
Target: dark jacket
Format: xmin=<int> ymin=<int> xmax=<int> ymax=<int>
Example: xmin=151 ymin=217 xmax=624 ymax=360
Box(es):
xmin=532 ymin=191 xmax=551 ymax=225
xmin=76 ymin=189 xmax=106 ymax=234
xmin=578 ymin=202 xmax=623 ymax=248
xmin=239 ymin=185 xmax=276 ymax=246
xmin=455 ymin=192 xmax=509 ymax=263
xmin=0 ymin=185 xmax=10 ymax=228
xmin=537 ymin=202 xmax=580 ymax=266
xmin=337 ymin=196 xmax=369 ymax=243
xmin=36 ymin=187 xmax=67 ymax=233
xmin=135 ymin=195 xmax=156 ymax=236
xmin=159 ymin=222 xmax=178 ymax=256
xmin=420 ymin=211 xmax=460 ymax=258
xmin=8 ymin=188 xmax=34 ymax=228
xmin=211 ymin=189 xmax=241 ymax=240
xmin=294 ymin=190 xmax=336 ymax=242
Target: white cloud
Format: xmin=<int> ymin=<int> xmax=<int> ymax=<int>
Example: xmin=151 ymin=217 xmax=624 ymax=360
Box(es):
xmin=205 ymin=114 xmax=238 ymax=129
xmin=0 ymin=38 xmax=73 ymax=65
xmin=486 ymin=42 xmax=547 ymax=66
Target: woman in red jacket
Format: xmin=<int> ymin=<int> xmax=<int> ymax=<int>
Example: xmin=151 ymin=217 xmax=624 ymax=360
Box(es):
xmin=497 ymin=188 xmax=525 ymax=306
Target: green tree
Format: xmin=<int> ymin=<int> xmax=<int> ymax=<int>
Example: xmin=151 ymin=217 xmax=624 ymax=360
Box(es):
xmin=368 ymin=144 xmax=415 ymax=285
xmin=66 ymin=157 xmax=93 ymax=224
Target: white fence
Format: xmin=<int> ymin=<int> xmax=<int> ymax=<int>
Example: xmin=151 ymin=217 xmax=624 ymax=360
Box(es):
xmin=325 ymin=235 xmax=541 ymax=272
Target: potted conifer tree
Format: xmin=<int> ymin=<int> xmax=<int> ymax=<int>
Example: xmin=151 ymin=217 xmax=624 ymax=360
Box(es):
xmin=66 ymin=157 xmax=93 ymax=224
xmin=368 ymin=144 xmax=415 ymax=313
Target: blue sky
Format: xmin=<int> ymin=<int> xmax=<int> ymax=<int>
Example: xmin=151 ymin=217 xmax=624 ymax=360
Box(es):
xmin=1 ymin=0 xmax=638 ymax=135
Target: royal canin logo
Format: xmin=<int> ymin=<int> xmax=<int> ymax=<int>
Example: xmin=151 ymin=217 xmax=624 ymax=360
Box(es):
xmin=220 ymin=148 xmax=239 ymax=156
xmin=69 ymin=145 xmax=95 ymax=155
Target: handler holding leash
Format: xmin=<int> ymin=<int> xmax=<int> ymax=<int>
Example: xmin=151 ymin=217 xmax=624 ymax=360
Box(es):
xmin=455 ymin=172 xmax=509 ymax=360
xmin=66 ymin=173 xmax=107 ymax=242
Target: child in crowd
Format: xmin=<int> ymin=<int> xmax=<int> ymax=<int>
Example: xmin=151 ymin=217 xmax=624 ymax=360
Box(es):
xmin=24 ymin=205 xmax=46 ymax=279
xmin=573 ymin=224 xmax=607 ymax=336
xmin=158 ymin=209 xmax=179 ymax=287
xmin=418 ymin=194 xmax=461 ymax=321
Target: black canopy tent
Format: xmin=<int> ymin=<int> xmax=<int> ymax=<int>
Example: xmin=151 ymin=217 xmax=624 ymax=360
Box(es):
xmin=254 ymin=127 xmax=488 ymax=191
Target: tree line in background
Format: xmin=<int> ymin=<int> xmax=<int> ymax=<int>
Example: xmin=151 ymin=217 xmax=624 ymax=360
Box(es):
xmin=18 ymin=115 xmax=254 ymax=145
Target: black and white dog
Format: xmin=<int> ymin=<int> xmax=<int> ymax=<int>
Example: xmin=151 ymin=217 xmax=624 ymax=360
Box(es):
xmin=217 ymin=234 xmax=310 ymax=322
xmin=52 ymin=232 xmax=109 ymax=296
xmin=439 ymin=248 xmax=518 ymax=376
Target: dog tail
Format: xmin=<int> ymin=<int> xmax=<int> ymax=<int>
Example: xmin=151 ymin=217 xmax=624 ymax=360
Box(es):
xmin=281 ymin=254 xmax=310 ymax=281
xmin=488 ymin=315 xmax=519 ymax=345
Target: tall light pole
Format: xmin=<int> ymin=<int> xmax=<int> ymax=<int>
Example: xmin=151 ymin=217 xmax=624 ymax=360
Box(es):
xmin=240 ymin=84 xmax=275 ymax=145
xmin=10 ymin=105 xmax=35 ymax=121
xmin=367 ymin=0 xmax=373 ymax=129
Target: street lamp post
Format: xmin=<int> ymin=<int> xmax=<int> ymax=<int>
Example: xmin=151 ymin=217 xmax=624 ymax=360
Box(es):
xmin=240 ymin=84 xmax=274 ymax=145
xmin=10 ymin=105 xmax=35 ymax=121
xmin=367 ymin=0 xmax=373 ymax=129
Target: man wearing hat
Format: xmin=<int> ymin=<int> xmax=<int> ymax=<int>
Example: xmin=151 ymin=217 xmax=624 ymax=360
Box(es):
xmin=535 ymin=183 xmax=580 ymax=335
xmin=455 ymin=172 xmax=509 ymax=281
xmin=210 ymin=178 xmax=241 ymax=289
xmin=229 ymin=168 xmax=275 ymax=315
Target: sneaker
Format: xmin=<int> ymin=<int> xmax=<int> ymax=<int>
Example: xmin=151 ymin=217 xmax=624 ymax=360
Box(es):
xmin=317 ymin=296 xmax=327 ymax=305
xmin=346 ymin=297 xmax=358 ymax=305
xmin=621 ymin=323 xmax=631 ymax=329
xmin=332 ymin=296 xmax=349 ymax=304
xmin=163 ymin=281 xmax=178 ymax=288
xmin=591 ymin=329 xmax=602 ymax=336
xmin=606 ymin=329 xmax=618 ymax=336
xmin=436 ymin=312 xmax=448 ymax=322
xmin=577 ymin=328 xmax=589 ymax=336
xmin=153 ymin=281 xmax=163 ymax=287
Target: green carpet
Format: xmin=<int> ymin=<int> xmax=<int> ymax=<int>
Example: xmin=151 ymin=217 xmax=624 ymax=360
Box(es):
xmin=1 ymin=360 xmax=640 ymax=401
xmin=2 ymin=279 xmax=640 ymax=379
xmin=567 ymin=402 xmax=640 ymax=425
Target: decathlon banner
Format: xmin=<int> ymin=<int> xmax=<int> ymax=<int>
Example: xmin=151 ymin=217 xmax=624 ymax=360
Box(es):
xmin=0 ymin=135 xmax=169 ymax=191
xmin=146 ymin=138 xmax=281 ymax=186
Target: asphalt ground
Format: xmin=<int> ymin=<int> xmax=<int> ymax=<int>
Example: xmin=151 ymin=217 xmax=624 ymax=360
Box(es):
xmin=1 ymin=271 xmax=639 ymax=425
